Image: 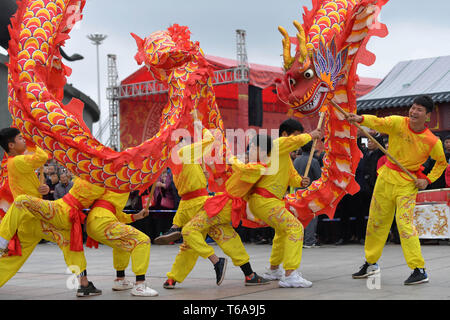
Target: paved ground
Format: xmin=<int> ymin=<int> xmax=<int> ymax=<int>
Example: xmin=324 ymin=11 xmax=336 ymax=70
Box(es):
xmin=1 ymin=241 xmax=449 ymax=301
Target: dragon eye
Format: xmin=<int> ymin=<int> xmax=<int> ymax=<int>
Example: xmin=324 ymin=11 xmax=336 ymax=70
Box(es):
xmin=289 ymin=78 xmax=296 ymax=87
xmin=304 ymin=69 xmax=315 ymax=79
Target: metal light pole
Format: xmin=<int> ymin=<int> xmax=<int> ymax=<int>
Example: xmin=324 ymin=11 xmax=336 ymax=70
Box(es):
xmin=87 ymin=33 xmax=107 ymax=112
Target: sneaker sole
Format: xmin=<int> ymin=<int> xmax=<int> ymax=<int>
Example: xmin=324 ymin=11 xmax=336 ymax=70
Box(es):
xmin=131 ymin=291 xmax=159 ymax=297
xmin=404 ymin=278 xmax=429 ymax=285
xmin=245 ymin=281 xmax=271 ymax=286
xmin=279 ymin=281 xmax=313 ymax=288
xmin=112 ymin=286 xmax=133 ymax=291
xmin=154 ymin=232 xmax=182 ymax=245
xmin=76 ymin=291 xmax=102 ymax=297
xmin=216 ymin=259 xmax=227 ymax=286
xmin=352 ymin=268 xmax=380 ymax=279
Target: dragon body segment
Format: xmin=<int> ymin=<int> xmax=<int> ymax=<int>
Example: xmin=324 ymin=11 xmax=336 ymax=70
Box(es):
xmin=277 ymin=0 xmax=388 ymax=224
xmin=5 ymin=0 xmax=224 ymax=193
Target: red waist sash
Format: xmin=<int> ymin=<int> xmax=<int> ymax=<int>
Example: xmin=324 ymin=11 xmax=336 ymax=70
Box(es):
xmin=181 ymin=188 xmax=209 ymax=201
xmin=62 ymin=193 xmax=86 ymax=252
xmin=204 ymin=192 xmax=246 ymax=228
xmin=0 ymin=209 xmax=21 ymax=256
xmin=385 ymin=160 xmax=430 ymax=183
xmin=253 ymin=187 xmax=279 ymax=199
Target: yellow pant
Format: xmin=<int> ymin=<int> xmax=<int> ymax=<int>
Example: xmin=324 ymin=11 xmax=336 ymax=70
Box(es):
xmin=0 ymin=195 xmax=88 ymax=281
xmin=365 ymin=177 xmax=425 ymax=269
xmin=0 ymin=207 xmax=86 ymax=287
xmin=170 ymin=199 xmax=250 ymax=283
xmin=248 ymin=194 xmax=304 ymax=270
xmin=85 ymin=208 xmax=151 ymax=276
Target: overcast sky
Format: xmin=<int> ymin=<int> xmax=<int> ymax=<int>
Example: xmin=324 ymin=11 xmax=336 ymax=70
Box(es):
xmin=5 ymin=0 xmax=450 ymax=136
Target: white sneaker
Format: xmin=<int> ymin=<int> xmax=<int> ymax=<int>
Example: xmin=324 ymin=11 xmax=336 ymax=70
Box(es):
xmin=131 ymin=282 xmax=159 ymax=297
xmin=112 ymin=279 xmax=133 ymax=291
xmin=262 ymin=267 xmax=284 ymax=281
xmin=279 ymin=270 xmax=313 ymax=288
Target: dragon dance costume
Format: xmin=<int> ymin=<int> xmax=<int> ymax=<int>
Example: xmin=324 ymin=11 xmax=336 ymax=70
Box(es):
xmin=0 ymin=147 xmax=92 ymax=286
xmin=247 ymin=134 xmax=311 ymax=272
xmin=85 ymin=190 xmax=151 ymax=281
xmin=361 ymin=115 xmax=447 ymax=269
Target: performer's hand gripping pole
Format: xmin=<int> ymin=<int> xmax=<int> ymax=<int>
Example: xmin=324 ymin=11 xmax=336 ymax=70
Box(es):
xmin=304 ymin=112 xmax=325 ymax=177
xmin=330 ymin=100 xmax=417 ymax=183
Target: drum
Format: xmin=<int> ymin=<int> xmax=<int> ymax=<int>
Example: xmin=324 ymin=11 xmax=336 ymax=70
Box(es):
xmin=414 ymin=188 xmax=450 ymax=239
xmin=416 ymin=188 xmax=450 ymax=204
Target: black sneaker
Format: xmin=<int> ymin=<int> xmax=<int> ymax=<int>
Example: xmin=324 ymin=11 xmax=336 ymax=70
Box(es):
xmin=404 ymin=268 xmax=429 ymax=285
xmin=214 ymin=258 xmax=227 ymax=286
xmin=76 ymin=281 xmax=102 ymax=297
xmin=245 ymin=273 xmax=271 ymax=286
xmin=352 ymin=262 xmax=380 ymax=279
xmin=154 ymin=228 xmax=182 ymax=245
xmin=163 ymin=278 xmax=177 ymax=289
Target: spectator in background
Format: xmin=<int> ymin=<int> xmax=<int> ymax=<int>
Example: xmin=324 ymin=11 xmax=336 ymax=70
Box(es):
xmin=422 ymin=135 xmax=447 ymax=190
xmin=355 ymin=132 xmax=385 ymax=244
xmin=334 ymin=133 xmax=367 ymax=245
xmin=293 ymin=140 xmax=322 ymax=248
xmin=445 ymin=164 xmax=450 ymax=188
xmin=444 ymin=135 xmax=450 ymax=162
xmin=43 ymin=172 xmax=59 ymax=200
xmin=148 ymin=169 xmax=177 ymax=243
xmin=53 ymin=172 xmax=73 ymax=200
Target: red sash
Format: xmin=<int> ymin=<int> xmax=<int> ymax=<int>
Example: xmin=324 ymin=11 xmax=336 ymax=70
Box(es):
xmin=0 ymin=209 xmax=21 ymax=256
xmin=204 ymin=193 xmax=246 ymax=228
xmin=253 ymin=187 xmax=279 ymax=199
xmin=385 ymin=160 xmax=430 ymax=183
xmin=62 ymin=193 xmax=86 ymax=252
xmin=181 ymin=188 xmax=209 ymax=201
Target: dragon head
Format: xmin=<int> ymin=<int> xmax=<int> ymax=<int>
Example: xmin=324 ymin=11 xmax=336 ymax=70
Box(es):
xmin=276 ymin=20 xmax=348 ymax=118
xmin=131 ymin=24 xmax=202 ymax=82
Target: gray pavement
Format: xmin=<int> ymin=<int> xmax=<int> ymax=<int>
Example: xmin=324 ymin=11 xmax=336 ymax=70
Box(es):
xmin=1 ymin=241 xmax=450 ymax=300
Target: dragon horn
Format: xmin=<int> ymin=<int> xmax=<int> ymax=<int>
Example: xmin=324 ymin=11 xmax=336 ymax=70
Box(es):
xmin=278 ymin=26 xmax=294 ymax=71
xmin=293 ymin=20 xmax=308 ymax=64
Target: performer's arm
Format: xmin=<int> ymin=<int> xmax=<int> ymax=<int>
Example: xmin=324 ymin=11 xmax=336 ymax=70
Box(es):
xmin=288 ymin=160 xmax=310 ymax=188
xmin=276 ymin=134 xmax=312 ymax=155
xmin=178 ymin=128 xmax=215 ymax=164
xmin=230 ymin=157 xmax=266 ymax=184
xmin=425 ymin=140 xmax=448 ymax=184
xmin=14 ymin=146 xmax=48 ymax=173
xmin=348 ymin=114 xmax=400 ymax=136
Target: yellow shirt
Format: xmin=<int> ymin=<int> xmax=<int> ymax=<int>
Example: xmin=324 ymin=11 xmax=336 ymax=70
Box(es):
xmin=226 ymin=156 xmax=267 ymax=199
xmin=362 ymin=115 xmax=447 ymax=185
xmin=7 ymin=146 xmax=48 ymax=199
xmin=254 ymin=134 xmax=312 ymax=199
xmin=172 ymin=128 xmax=214 ymax=196
xmin=90 ymin=190 xmax=132 ymax=224
xmin=67 ymin=177 xmax=106 ymax=208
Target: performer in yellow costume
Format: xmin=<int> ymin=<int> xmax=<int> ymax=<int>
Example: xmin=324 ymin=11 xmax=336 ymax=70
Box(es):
xmin=85 ymin=190 xmax=158 ymax=297
xmin=154 ymin=122 xmax=214 ymax=245
xmin=348 ymin=96 xmax=447 ymax=285
xmin=0 ymin=128 xmax=101 ymax=296
xmin=181 ymin=134 xmax=274 ymax=287
xmin=247 ymin=119 xmax=320 ymax=288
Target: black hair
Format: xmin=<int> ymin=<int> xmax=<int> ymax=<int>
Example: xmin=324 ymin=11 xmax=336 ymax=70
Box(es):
xmin=279 ymin=118 xmax=304 ymax=136
xmin=444 ymin=135 xmax=450 ymax=142
xmin=0 ymin=127 xmax=21 ymax=153
xmin=413 ymin=95 xmax=434 ymax=113
xmin=250 ymin=134 xmax=273 ymax=156
xmin=301 ymin=140 xmax=314 ymax=153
